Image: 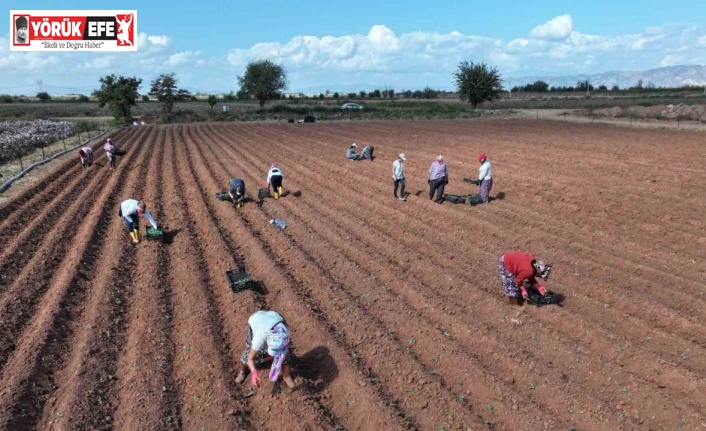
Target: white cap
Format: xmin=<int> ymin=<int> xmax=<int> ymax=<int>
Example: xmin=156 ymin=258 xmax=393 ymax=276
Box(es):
xmin=436 ymin=155 xmax=443 ymax=161
xmin=399 ymin=153 xmax=406 ymax=160
xmin=351 ymin=143 xmax=357 ymax=147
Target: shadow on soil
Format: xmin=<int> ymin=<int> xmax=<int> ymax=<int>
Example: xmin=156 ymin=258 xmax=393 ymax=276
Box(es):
xmin=162 ymin=228 xmax=181 ymax=245
xmin=491 ymin=192 xmax=506 ymax=202
xmin=293 ymin=346 xmax=338 ymax=391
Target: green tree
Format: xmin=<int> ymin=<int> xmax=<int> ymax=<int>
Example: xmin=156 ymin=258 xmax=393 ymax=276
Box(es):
xmin=453 ymin=61 xmax=503 ymax=108
xmin=36 ymin=91 xmax=51 ymax=102
xmin=149 ymin=73 xmax=191 ymax=114
xmin=333 ymin=92 xmax=339 ymax=99
xmin=208 ymin=94 xmax=218 ymax=111
xmin=359 ymin=90 xmax=366 ymax=98
xmin=77 ymin=94 xmax=90 ymax=102
xmin=237 ymin=59 xmax=287 ymax=107
xmin=92 ymin=74 xmax=142 ymax=120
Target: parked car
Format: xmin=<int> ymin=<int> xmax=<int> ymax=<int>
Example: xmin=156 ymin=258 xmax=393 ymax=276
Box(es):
xmin=341 ymin=103 xmax=364 ymax=110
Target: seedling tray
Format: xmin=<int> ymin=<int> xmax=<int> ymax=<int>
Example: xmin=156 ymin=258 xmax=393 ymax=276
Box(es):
xmin=468 ymin=194 xmax=484 ymax=206
xmin=226 ymin=269 xmax=253 ymax=293
xmin=258 ymin=188 xmax=271 ymax=199
xmin=145 ymin=226 xmax=164 ymax=241
xmin=112 ymin=148 xmax=126 ymax=156
xmin=525 ymin=289 xmax=561 ymax=307
xmin=215 ymin=192 xmax=232 ymax=202
xmin=444 ymin=194 xmax=466 ymax=204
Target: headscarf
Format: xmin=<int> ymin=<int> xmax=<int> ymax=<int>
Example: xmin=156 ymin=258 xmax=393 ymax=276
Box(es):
xmin=267 ymin=324 xmax=290 ymax=381
xmin=534 ymin=260 xmax=552 ymax=280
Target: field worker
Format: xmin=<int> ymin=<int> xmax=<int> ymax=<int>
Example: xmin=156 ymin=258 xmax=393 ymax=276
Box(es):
xmin=428 ymin=155 xmax=448 ymax=203
xmin=119 ymin=199 xmax=158 ymax=244
xmin=104 ymin=139 xmax=116 ymax=171
xmin=498 ymin=251 xmax=552 ymax=305
xmin=347 ymin=143 xmax=364 ymax=161
xmin=392 ymin=153 xmax=407 ymax=200
xmin=235 ymin=310 xmax=296 ymax=390
xmin=477 ymin=154 xmax=493 ymax=204
xmin=267 ymin=163 xmax=285 ymax=199
xmin=78 ymin=147 xmax=93 ymax=167
xmin=228 ymin=177 xmax=246 ymax=208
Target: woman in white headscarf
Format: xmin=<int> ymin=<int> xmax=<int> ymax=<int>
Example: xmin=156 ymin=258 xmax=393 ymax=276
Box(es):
xmin=236 ymin=310 xmax=295 ymax=389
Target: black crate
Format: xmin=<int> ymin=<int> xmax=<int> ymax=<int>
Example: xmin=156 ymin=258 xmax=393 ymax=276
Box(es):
xmin=226 ymin=269 xmax=253 ymax=292
xmin=468 ymin=194 xmax=484 ymax=206
xmin=215 ymin=192 xmax=232 ymax=202
xmin=526 ymin=290 xmax=561 ymax=307
xmin=258 ymin=188 xmax=271 ymax=199
xmin=145 ymin=226 xmax=164 ymax=241
xmin=444 ymin=194 xmax=466 ymax=204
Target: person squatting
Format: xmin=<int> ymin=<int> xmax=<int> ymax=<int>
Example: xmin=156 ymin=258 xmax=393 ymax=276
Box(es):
xmin=267 ymin=164 xmax=285 ymax=199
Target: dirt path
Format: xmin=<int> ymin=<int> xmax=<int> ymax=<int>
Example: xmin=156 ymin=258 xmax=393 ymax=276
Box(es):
xmin=1 ymin=120 xmax=704 ymax=430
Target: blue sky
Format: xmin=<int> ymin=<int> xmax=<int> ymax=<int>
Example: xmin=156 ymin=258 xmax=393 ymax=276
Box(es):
xmin=2 ymin=0 xmax=706 ymax=94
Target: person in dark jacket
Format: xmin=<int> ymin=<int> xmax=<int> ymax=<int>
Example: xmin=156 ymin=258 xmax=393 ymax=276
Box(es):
xmin=228 ymin=177 xmax=245 ymax=208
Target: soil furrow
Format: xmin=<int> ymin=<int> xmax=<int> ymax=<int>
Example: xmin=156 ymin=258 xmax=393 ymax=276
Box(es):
xmin=201 ymin=124 xmax=627 ymax=431
xmin=182 ymin=124 xmax=412 ymax=431
xmin=110 ymin=127 xmax=183 ymax=430
xmin=202 ymin=123 xmax=700 ymax=430
xmin=0 ymin=130 xmax=148 ymax=374
xmin=0 ymin=126 xmax=155 ymax=430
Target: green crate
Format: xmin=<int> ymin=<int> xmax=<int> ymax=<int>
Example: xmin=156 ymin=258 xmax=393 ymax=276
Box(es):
xmin=226 ymin=269 xmax=253 ymax=292
xmin=443 ymin=194 xmax=466 ymax=204
xmin=145 ymin=226 xmax=164 ymax=241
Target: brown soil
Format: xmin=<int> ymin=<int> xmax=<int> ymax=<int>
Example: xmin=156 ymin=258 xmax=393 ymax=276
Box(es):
xmin=1 ymin=119 xmax=705 ymax=431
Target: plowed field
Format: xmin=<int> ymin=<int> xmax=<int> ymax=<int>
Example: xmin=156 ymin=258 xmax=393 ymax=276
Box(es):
xmin=1 ymin=120 xmax=705 ymax=431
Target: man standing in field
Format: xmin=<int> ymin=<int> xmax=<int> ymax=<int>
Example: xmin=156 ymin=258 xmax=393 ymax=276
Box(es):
xmin=119 ymin=199 xmax=158 ymax=244
xmin=428 ymin=155 xmax=448 ymax=203
xmin=78 ymin=147 xmax=93 ymax=167
xmin=392 ymin=153 xmax=407 ymax=200
xmin=267 ymin=164 xmax=285 ymax=199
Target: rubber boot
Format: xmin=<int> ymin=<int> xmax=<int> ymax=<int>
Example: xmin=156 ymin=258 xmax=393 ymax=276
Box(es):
xmin=129 ymin=231 xmax=139 ymax=244
xmin=273 ymin=190 xmax=279 ymax=200
xmin=133 ymin=229 xmax=140 ymax=243
xmin=278 ymin=186 xmax=284 ymax=197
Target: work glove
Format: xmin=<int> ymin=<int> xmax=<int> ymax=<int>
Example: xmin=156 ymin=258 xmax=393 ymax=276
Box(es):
xmin=250 ymin=370 xmax=261 ymax=387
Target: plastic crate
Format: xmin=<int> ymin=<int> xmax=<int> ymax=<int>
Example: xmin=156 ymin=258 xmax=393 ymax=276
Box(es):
xmin=468 ymin=194 xmax=484 ymax=206
xmin=145 ymin=226 xmax=164 ymax=241
xmin=525 ymin=290 xmax=561 ymax=307
xmin=258 ymin=188 xmax=271 ymax=199
xmin=444 ymin=194 xmax=466 ymax=204
xmin=226 ymin=269 xmax=253 ymax=292
xmin=215 ymin=192 xmax=232 ymax=202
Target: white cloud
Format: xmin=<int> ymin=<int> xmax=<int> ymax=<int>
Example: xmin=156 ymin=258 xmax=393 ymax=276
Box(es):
xmin=530 ymin=15 xmax=574 ymax=41
xmin=165 ymin=50 xmax=201 ymax=67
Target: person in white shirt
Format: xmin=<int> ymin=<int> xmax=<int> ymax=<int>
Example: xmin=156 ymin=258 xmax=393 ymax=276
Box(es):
xmin=267 ymin=164 xmax=285 ymax=199
xmin=392 ymin=153 xmax=407 ymax=201
xmin=235 ymin=310 xmax=295 ymax=389
xmin=104 ymin=139 xmax=116 ymax=171
xmin=78 ymin=147 xmax=93 ymax=167
xmin=119 ymin=199 xmax=158 ymax=244
xmin=476 ymin=153 xmax=493 ymax=204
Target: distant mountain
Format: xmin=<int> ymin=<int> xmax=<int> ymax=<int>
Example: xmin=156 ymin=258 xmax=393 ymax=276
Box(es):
xmin=505 ymin=65 xmax=706 ymax=90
